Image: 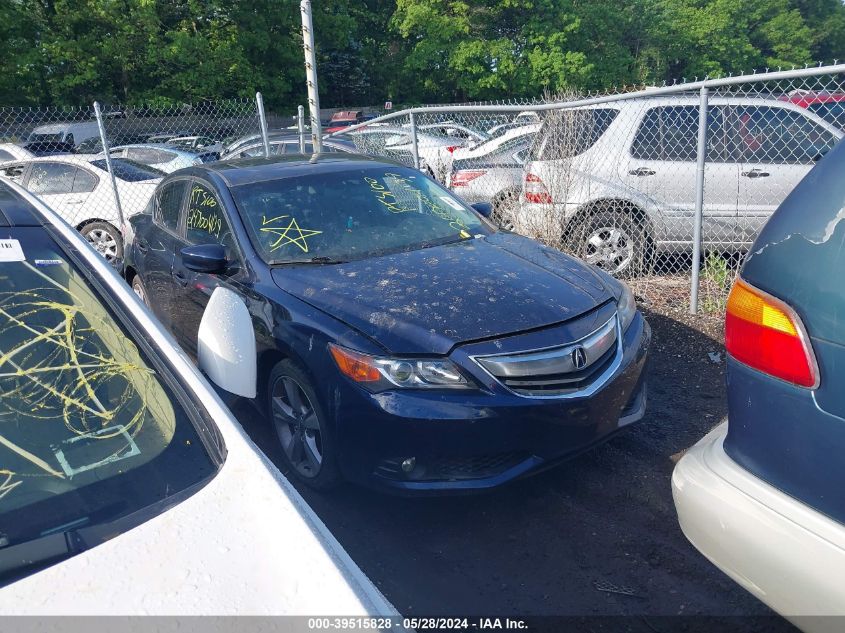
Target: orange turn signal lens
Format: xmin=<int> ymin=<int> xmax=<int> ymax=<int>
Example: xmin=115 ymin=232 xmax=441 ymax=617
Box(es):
xmin=328 ymin=344 xmax=381 ymax=382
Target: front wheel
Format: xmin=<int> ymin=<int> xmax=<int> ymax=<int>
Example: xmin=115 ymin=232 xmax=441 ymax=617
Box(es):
xmin=568 ymin=211 xmax=649 ymax=277
xmin=80 ymin=221 xmax=124 ymax=263
xmin=267 ymin=359 xmax=341 ymax=490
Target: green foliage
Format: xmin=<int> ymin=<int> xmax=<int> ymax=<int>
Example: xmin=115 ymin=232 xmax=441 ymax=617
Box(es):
xmin=0 ymin=0 xmax=843 ymax=108
xmin=701 ymin=252 xmax=733 ymax=314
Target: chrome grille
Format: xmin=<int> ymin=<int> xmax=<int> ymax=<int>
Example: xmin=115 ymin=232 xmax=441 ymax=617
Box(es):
xmin=473 ymin=316 xmax=621 ymax=398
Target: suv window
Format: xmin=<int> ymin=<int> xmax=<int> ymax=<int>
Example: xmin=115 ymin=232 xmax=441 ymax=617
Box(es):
xmin=730 ymin=105 xmax=839 ymax=164
xmin=533 ymin=108 xmax=618 ymax=160
xmin=0 ymin=217 xmax=218 ymax=579
xmin=631 ymin=106 xmax=726 ymax=161
xmin=28 ymin=162 xmax=77 ymax=195
xmin=155 ymin=179 xmax=188 ymax=232
xmin=185 ymin=182 xmax=235 ymax=254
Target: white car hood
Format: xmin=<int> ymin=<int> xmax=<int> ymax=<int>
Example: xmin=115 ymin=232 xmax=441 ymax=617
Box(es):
xmin=0 ymin=424 xmax=395 ymax=615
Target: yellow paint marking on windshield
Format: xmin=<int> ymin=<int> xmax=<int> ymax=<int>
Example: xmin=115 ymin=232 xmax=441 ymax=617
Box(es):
xmin=260 ymin=214 xmax=323 ymax=253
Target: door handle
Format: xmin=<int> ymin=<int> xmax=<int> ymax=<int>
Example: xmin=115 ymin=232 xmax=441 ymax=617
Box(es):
xmin=173 ymin=271 xmax=189 ymax=287
xmin=742 ymin=168 xmax=770 ymax=178
xmin=628 ymin=167 xmax=656 ymax=177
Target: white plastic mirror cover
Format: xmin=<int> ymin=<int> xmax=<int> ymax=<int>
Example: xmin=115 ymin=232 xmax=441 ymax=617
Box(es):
xmin=197 ymin=287 xmax=257 ymax=398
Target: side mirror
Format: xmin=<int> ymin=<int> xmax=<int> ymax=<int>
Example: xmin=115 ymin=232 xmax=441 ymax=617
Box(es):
xmin=471 ymin=202 xmax=493 ymax=218
xmin=181 ymin=243 xmax=227 ymax=274
xmin=197 ymin=287 xmax=257 ymax=398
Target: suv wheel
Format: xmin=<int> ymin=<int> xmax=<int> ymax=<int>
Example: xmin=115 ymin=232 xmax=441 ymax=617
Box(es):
xmin=571 ymin=210 xmax=648 ymax=277
xmin=267 ymin=359 xmax=341 ymax=490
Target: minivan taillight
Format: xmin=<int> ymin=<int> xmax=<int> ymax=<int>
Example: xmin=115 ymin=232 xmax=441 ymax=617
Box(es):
xmin=725 ymin=278 xmax=818 ymax=388
xmin=524 ymin=172 xmax=552 ymax=204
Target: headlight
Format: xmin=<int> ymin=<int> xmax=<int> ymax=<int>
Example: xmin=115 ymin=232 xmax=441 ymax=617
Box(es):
xmin=329 ymin=344 xmax=471 ymax=391
xmin=617 ymin=281 xmax=637 ymax=332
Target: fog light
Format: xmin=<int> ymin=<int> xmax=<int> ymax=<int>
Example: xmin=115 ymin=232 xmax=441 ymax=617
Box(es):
xmin=401 ymin=457 xmax=416 ymax=473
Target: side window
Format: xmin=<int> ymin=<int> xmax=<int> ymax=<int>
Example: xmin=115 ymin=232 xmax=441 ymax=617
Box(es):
xmin=631 ymin=106 xmax=725 ymax=162
xmin=536 ymin=108 xmax=618 ymax=160
xmin=155 ymin=179 xmax=188 ymax=232
xmin=730 ymin=106 xmax=839 ymax=164
xmin=72 ymin=168 xmax=98 ymax=193
xmin=185 ymin=182 xmax=235 ymax=254
xmin=0 ymin=150 xmax=14 ymax=162
xmin=28 ymin=163 xmax=77 ymax=195
xmin=1 ymin=165 xmax=24 ymax=183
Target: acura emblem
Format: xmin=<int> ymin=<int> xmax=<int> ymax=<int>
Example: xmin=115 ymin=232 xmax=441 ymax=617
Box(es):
xmin=571 ymin=346 xmax=588 ymax=370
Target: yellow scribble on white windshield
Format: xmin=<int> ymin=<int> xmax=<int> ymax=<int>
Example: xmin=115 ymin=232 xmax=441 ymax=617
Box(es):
xmin=260 ymin=214 xmax=323 ymax=253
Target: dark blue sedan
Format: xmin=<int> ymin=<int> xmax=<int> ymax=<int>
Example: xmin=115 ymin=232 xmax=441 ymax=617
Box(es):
xmin=125 ymin=154 xmax=650 ymax=492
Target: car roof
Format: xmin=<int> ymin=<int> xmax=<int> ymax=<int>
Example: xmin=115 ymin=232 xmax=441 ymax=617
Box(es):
xmin=113 ymin=143 xmax=200 ymax=156
xmin=183 ymin=153 xmax=402 ymax=187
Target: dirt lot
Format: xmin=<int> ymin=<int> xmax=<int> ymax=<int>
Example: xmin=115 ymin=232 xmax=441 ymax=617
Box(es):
xmin=234 ymin=305 xmax=796 ymax=632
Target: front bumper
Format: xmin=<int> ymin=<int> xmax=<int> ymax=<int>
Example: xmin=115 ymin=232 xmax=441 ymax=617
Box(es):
xmin=672 ymin=422 xmax=845 ymax=627
xmin=332 ymin=311 xmax=650 ymax=493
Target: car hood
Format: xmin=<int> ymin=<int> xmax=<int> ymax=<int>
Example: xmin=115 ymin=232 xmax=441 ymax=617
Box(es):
xmin=272 ymin=232 xmax=613 ymax=355
xmin=0 ymin=420 xmax=396 ymax=615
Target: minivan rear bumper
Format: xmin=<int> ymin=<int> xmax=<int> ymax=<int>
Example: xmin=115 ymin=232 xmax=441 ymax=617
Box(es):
xmin=673 ymin=422 xmax=845 ymax=627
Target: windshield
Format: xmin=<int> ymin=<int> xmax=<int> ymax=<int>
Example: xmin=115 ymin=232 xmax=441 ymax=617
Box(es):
xmin=0 ymin=223 xmax=218 ymax=579
xmin=89 ymin=158 xmax=164 ymax=182
xmin=231 ymin=166 xmax=492 ymax=264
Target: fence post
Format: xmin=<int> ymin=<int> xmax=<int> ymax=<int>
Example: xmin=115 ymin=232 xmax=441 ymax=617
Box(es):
xmin=300 ymin=0 xmax=322 ymax=152
xmin=298 ymin=104 xmax=306 ymax=153
xmin=93 ymin=101 xmax=125 ymax=228
xmin=690 ymin=86 xmax=709 ymax=315
xmin=409 ymin=112 xmax=420 ymax=170
xmin=255 ymin=92 xmax=271 ymax=158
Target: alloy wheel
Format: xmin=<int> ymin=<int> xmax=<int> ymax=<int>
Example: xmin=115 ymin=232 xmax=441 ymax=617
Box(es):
xmin=583 ymin=225 xmax=635 ymax=275
xmin=85 ymin=228 xmax=119 ymax=261
xmin=270 ymin=375 xmax=323 ymax=479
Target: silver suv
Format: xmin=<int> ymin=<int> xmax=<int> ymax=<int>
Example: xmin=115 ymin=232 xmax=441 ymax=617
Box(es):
xmin=517 ymin=96 xmax=843 ymax=275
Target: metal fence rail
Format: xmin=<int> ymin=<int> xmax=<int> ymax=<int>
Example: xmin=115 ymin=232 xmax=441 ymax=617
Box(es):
xmin=332 ymin=63 xmax=845 ymax=314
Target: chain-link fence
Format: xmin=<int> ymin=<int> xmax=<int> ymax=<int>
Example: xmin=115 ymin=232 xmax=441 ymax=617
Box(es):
xmin=333 ymin=63 xmax=845 ymax=314
xmin=0 ymin=97 xmax=268 ymax=265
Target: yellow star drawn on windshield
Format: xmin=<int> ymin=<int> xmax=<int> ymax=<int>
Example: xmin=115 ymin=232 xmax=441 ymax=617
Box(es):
xmin=260 ymin=215 xmax=323 ymax=253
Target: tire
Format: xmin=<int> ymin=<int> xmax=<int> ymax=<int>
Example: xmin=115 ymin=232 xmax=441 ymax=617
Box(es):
xmin=491 ymin=190 xmax=519 ymax=231
xmin=568 ymin=210 xmax=649 ymax=278
xmin=267 ymin=359 xmax=341 ymax=490
xmin=131 ymin=274 xmax=149 ymax=307
xmin=79 ymin=221 xmax=124 ymax=263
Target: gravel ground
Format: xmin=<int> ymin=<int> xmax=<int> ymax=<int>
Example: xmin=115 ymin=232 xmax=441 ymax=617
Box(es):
xmin=233 ymin=306 xmax=796 ymax=633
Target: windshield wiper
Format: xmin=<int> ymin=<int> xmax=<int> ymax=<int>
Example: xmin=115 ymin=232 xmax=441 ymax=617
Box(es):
xmin=268 ymin=256 xmax=347 ymax=266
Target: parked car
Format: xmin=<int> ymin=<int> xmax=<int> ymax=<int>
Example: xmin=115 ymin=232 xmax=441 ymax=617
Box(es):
xmin=326 ymin=110 xmax=365 ymax=133
xmin=517 ymin=97 xmax=842 ymax=275
xmin=0 ymin=155 xmax=163 ymax=263
xmin=448 ymin=123 xmax=540 ymax=227
xmin=782 ymin=89 xmax=845 ymax=131
xmin=0 ymin=143 xmax=34 ymax=164
xmin=220 ymin=133 xmax=357 ymax=160
xmin=109 ymin=143 xmax=217 ymax=172
xmin=124 ymin=154 xmax=650 ymax=493
xmin=417 ymin=122 xmax=490 ymax=146
xmin=27 ymin=121 xmax=101 ymax=149
xmin=0 ymin=176 xmax=396 ymax=616
xmin=75 ymin=133 xmax=149 ymax=155
xmin=672 ymin=137 xmax=845 ymax=629
xmin=346 ymin=127 xmax=471 ymax=181
xmin=167 ymin=135 xmax=223 ymax=155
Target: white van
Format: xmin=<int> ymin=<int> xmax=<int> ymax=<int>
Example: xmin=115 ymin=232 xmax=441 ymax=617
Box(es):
xmin=27 ymin=121 xmax=101 ymax=148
